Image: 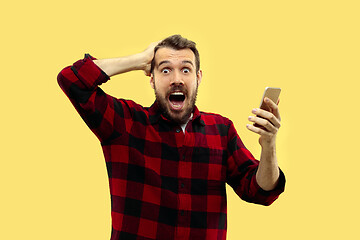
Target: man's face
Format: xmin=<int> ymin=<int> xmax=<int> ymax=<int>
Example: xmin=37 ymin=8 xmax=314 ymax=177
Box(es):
xmin=150 ymin=47 xmax=202 ymax=124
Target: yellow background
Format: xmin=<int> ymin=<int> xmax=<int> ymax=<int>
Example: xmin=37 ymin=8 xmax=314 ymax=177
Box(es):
xmin=1 ymin=0 xmax=359 ymax=239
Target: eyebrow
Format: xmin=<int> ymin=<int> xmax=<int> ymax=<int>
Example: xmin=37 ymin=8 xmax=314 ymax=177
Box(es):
xmin=158 ymin=60 xmax=170 ymax=67
xmin=182 ymin=60 xmax=194 ymax=67
xmin=158 ymin=60 xmax=194 ymax=68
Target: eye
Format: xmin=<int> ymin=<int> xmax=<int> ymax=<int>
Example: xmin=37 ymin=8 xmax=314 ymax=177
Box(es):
xmin=182 ymin=68 xmax=190 ymax=74
xmin=161 ymin=68 xmax=170 ymax=74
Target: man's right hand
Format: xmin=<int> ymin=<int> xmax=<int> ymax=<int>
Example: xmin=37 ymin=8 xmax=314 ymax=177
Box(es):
xmin=140 ymin=41 xmax=161 ymax=76
xmin=93 ymin=40 xmax=161 ymax=77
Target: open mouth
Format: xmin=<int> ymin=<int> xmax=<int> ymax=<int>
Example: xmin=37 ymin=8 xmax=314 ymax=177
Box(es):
xmin=168 ymin=92 xmax=186 ymax=110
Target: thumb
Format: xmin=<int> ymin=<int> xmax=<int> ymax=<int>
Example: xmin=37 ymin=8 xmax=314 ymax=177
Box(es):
xmin=143 ymin=65 xmax=151 ymax=76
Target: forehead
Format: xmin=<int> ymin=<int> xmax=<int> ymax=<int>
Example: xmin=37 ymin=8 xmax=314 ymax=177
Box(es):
xmin=155 ymin=47 xmax=195 ymax=66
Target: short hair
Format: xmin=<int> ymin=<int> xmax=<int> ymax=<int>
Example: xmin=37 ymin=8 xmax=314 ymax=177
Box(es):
xmin=150 ymin=34 xmax=200 ymax=73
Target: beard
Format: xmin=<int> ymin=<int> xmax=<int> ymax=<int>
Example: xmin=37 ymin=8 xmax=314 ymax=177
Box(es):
xmin=154 ymin=82 xmax=198 ymax=125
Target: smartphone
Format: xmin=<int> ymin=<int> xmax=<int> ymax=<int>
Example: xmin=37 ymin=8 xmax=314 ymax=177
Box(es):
xmin=254 ymin=87 xmax=281 ymax=128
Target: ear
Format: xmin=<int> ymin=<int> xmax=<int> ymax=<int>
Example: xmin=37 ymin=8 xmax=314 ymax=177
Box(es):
xmin=196 ymin=70 xmax=203 ymax=85
xmin=150 ymin=73 xmax=155 ymax=89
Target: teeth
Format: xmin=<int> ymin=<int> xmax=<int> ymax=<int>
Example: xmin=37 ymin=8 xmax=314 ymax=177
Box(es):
xmin=171 ymin=92 xmax=184 ymax=95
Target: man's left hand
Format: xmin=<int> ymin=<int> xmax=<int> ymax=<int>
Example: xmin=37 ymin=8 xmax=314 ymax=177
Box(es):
xmin=246 ymin=97 xmax=281 ymax=149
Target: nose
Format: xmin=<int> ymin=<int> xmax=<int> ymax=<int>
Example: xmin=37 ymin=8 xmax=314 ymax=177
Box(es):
xmin=170 ymin=70 xmax=184 ymax=86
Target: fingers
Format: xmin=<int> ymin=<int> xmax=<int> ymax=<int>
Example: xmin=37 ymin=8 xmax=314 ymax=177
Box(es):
xmin=142 ymin=40 xmax=162 ymax=64
xmin=251 ymin=108 xmax=281 ymax=129
xmin=246 ymin=122 xmax=274 ymax=137
xmin=248 ymin=115 xmax=279 ymax=133
xmin=264 ymin=97 xmax=281 ymax=121
xmin=247 ymin=98 xmax=282 ymax=137
xmin=143 ymin=65 xmax=151 ymax=76
xmin=146 ymin=40 xmax=162 ymax=51
xmin=145 ymin=40 xmax=162 ymax=55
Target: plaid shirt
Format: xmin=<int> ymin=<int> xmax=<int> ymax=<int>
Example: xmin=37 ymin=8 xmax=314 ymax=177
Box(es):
xmin=57 ymin=54 xmax=285 ymax=240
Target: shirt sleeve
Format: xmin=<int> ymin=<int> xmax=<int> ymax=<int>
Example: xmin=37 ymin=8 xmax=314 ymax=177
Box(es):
xmin=57 ymin=54 xmax=128 ymax=143
xmin=226 ymin=121 xmax=285 ymax=206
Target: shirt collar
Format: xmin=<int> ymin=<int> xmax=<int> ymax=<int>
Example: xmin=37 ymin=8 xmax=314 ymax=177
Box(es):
xmin=148 ymin=101 xmax=205 ymax=126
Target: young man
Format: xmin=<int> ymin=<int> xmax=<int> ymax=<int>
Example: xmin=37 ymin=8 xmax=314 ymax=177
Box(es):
xmin=58 ymin=35 xmax=285 ymax=240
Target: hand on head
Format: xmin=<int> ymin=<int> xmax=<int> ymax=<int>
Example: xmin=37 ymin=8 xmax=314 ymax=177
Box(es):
xmin=142 ymin=40 xmax=162 ymax=76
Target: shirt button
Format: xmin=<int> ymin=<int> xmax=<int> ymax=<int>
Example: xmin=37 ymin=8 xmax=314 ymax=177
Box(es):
xmin=182 ymin=155 xmax=186 ymax=160
xmin=180 ymin=210 xmax=185 ymax=216
xmin=180 ymin=183 xmax=185 ymax=188
xmin=176 ymin=128 xmax=181 ymax=133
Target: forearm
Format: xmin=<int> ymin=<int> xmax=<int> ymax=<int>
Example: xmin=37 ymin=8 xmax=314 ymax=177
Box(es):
xmin=256 ymin=145 xmax=280 ymax=191
xmin=93 ymin=53 xmax=147 ymax=77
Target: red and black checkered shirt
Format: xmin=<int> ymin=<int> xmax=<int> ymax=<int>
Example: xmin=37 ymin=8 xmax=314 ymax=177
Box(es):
xmin=57 ymin=55 xmax=285 ymax=240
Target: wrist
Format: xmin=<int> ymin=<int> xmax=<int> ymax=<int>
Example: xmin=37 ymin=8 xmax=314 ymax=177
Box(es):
xmin=260 ymin=137 xmax=276 ymax=149
xmin=261 ymin=143 xmax=276 ymax=155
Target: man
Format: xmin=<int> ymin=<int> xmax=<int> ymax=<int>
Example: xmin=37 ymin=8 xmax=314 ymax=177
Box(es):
xmin=58 ymin=35 xmax=285 ymax=240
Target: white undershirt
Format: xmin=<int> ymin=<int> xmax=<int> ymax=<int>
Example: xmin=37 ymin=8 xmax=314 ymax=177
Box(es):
xmin=180 ymin=113 xmax=193 ymax=133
